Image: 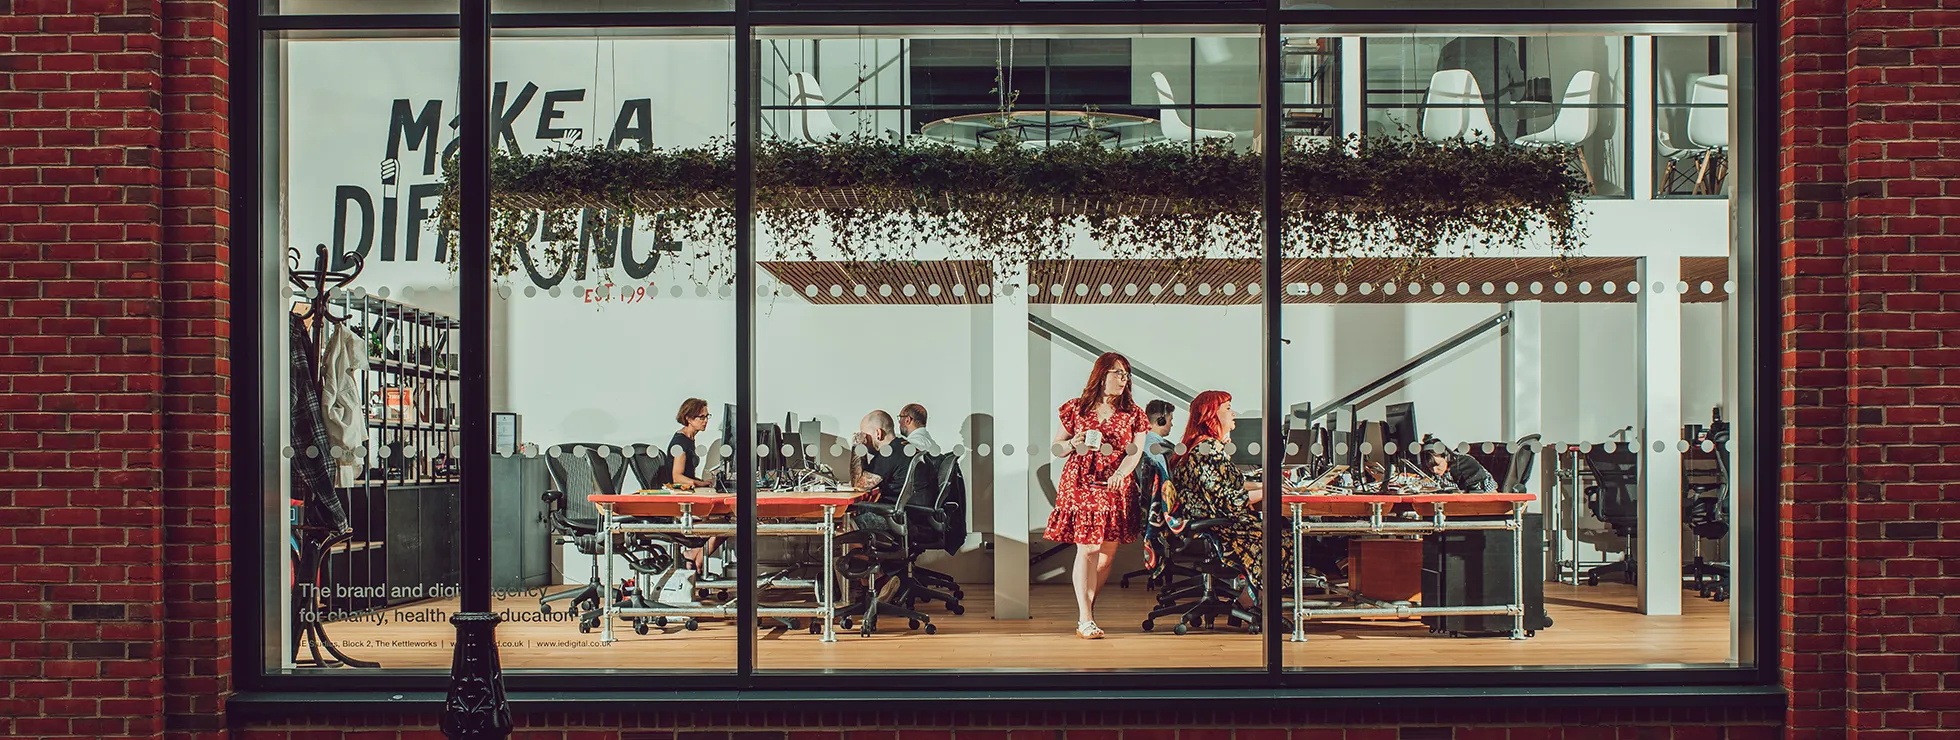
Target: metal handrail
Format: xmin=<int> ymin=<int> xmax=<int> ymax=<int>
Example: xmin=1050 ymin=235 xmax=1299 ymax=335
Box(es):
xmin=1293 ymin=309 xmax=1512 ymax=424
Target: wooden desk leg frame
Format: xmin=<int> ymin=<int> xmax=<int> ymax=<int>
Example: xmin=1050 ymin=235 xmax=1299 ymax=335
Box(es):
xmin=598 ymin=502 xmax=845 ymax=645
xmin=1286 ymin=501 xmax=1529 ymax=643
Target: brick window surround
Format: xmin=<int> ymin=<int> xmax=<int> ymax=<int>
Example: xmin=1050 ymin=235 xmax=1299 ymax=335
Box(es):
xmin=1 ymin=0 xmax=1956 ymax=738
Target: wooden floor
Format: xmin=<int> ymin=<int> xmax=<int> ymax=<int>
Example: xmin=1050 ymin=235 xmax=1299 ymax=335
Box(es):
xmin=310 ymin=581 xmax=1733 ymax=672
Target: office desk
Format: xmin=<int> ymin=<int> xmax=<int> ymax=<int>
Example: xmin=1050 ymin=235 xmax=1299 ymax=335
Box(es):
xmin=1283 ymin=492 xmax=1534 ymax=642
xmin=588 ymin=489 xmax=868 ymax=643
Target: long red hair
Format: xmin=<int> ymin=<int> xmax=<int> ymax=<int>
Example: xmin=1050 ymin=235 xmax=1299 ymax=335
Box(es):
xmin=1074 ymin=352 xmax=1138 ymax=417
xmin=1176 ymin=390 xmax=1233 ymax=465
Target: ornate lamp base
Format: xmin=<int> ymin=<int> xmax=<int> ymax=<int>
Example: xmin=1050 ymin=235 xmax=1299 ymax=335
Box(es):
xmin=442 ymin=612 xmax=513 ymax=740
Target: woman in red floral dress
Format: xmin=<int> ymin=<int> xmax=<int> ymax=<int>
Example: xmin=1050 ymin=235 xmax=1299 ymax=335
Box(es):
xmin=1045 ymin=351 xmax=1149 ymax=639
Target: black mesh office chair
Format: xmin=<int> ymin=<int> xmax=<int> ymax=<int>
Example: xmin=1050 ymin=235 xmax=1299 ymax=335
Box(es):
xmin=1581 ymin=444 xmax=1640 ymax=586
xmin=903 ymin=452 xmax=968 ymax=612
xmin=1140 ymin=514 xmax=1267 ymax=635
xmin=834 ymin=454 xmax=947 ymax=636
xmin=539 ymin=443 xmax=630 ymax=633
xmin=1683 ymin=424 xmax=1731 ymax=601
xmin=1503 ymin=434 xmax=1541 ymax=493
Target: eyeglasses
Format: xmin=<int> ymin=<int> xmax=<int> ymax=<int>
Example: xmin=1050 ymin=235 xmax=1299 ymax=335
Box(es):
xmin=692 ymin=413 xmax=711 ymax=420
xmin=1108 ymin=370 xmax=1131 ymax=379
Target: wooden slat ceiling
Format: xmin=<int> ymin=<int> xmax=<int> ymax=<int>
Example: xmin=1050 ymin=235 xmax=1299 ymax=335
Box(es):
xmin=760 ymin=257 xmax=1731 ymax=306
xmin=760 ymin=259 xmax=995 ymax=305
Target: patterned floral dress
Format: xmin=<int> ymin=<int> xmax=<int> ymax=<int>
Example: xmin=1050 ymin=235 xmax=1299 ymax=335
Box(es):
xmin=1044 ymin=398 xmax=1149 ymax=545
xmin=1169 ymin=439 xmax=1293 ymax=591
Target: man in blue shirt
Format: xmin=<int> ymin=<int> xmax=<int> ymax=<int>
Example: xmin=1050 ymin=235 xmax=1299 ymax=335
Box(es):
xmin=1140 ymin=399 xmax=1175 ymax=494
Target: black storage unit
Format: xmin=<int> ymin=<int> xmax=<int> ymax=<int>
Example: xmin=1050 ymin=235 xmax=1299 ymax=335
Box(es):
xmin=490 ymin=454 xmax=552 ymax=591
xmin=1421 ymin=513 xmax=1552 ymax=636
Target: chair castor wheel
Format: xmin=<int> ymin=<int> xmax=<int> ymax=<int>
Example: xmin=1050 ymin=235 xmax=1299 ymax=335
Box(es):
xmin=540 ymin=603 xmax=552 ymax=615
xmin=654 ymin=616 xmax=668 ymax=627
xmin=579 ymin=621 xmax=593 ymax=634
xmin=1228 ymin=616 xmax=1243 ymax=628
xmin=809 ymin=620 xmax=822 ymax=634
xmin=1173 ymin=623 xmax=1188 ymax=636
xmin=1248 ymin=624 xmax=1261 ymax=635
xmin=954 ymin=590 xmax=965 ymax=600
xmin=924 ymin=622 xmax=937 ymax=635
xmin=909 ymin=619 xmax=920 ymax=629
xmin=1142 ymin=619 xmax=1155 ymax=632
xmin=684 ymin=618 xmax=699 ymax=631
xmin=948 ymin=603 xmax=965 ymax=615
xmin=840 ymin=618 xmax=853 ymax=630
xmin=634 ymin=618 xmax=650 ymax=635
xmin=1119 ymin=578 xmax=1131 ymax=588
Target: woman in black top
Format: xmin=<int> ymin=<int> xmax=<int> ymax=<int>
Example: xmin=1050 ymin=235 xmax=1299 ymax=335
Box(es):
xmin=666 ymin=398 xmax=711 ymax=488
xmin=669 ymin=398 xmax=716 ymax=572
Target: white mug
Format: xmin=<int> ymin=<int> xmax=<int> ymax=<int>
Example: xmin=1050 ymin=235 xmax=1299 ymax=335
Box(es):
xmin=1082 ymin=429 xmax=1104 ymax=449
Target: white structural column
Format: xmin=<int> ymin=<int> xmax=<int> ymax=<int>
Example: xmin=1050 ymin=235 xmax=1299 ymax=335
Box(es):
xmin=1501 ymin=300 xmax=1545 ymax=511
xmin=1501 ymin=300 xmax=1545 ymax=444
xmin=1636 ymin=256 xmax=1683 ymax=616
xmin=1340 ymin=38 xmax=1364 ymax=139
xmin=990 ymin=265 xmax=1032 ymax=620
xmin=1632 ymin=36 xmax=1656 ymax=201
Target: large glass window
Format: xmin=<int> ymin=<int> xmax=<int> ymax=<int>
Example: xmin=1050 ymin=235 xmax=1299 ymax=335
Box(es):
xmin=252 ymin=9 xmax=1762 ymax=686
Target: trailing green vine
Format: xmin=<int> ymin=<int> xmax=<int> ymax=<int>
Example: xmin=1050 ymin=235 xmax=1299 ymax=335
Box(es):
xmin=439 ymin=134 xmax=1587 ymax=286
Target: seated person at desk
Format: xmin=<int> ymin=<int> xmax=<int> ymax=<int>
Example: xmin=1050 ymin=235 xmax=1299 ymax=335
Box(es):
xmin=661 ymin=398 xmax=713 ymax=489
xmin=1424 ymin=448 xmax=1499 ymax=493
xmin=898 ymin=403 xmax=942 ymax=456
xmin=849 ymin=410 xmax=915 ymax=504
xmin=1140 ymin=399 xmax=1175 ymax=495
xmin=664 ymin=398 xmax=718 ymax=571
xmin=1169 ymin=391 xmax=1294 ymax=596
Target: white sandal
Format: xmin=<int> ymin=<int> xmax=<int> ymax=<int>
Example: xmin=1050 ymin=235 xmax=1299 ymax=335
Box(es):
xmin=1075 ymin=621 xmax=1105 ymax=639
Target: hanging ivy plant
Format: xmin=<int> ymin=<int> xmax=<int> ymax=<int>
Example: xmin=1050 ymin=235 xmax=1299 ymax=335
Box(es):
xmin=439 ymin=134 xmax=1587 ymax=285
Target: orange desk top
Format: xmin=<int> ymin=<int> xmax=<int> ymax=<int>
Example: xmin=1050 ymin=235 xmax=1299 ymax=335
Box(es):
xmin=589 ymin=489 xmax=869 ymax=518
xmin=1282 ymin=491 xmax=1533 ymax=518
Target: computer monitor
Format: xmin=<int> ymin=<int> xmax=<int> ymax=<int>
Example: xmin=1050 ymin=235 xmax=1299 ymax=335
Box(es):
xmin=755 ymin=423 xmax=784 ymax=473
xmin=1384 ymin=402 xmax=1418 ymax=463
xmin=719 ymin=402 xmax=737 ymax=457
xmin=1229 ymin=417 xmax=1263 ymax=468
xmin=799 ymin=419 xmax=823 ymax=464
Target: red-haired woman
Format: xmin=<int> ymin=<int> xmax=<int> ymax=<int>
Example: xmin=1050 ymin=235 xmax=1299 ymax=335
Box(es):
xmin=1046 ymin=352 xmax=1151 ymax=639
xmin=1169 ymin=390 xmax=1292 ymax=606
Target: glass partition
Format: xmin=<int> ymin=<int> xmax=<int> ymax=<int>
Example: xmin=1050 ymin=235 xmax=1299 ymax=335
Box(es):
xmin=1357 ymin=33 xmax=1631 ymax=197
xmin=1654 ymin=35 xmax=1731 ymax=198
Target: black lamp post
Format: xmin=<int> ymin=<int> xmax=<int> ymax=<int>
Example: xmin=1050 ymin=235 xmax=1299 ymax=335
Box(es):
xmin=444 ymin=0 xmax=512 ymax=736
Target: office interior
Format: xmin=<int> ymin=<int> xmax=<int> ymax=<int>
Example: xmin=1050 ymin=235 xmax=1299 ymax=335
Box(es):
xmin=267 ymin=24 xmax=1748 ymax=674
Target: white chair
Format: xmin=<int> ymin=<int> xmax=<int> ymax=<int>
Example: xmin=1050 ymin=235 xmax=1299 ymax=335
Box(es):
xmin=1658 ymin=74 xmax=1729 ymax=194
xmin=1420 ymin=69 xmax=1498 ymax=143
xmin=788 ymin=72 xmax=843 ymax=143
xmin=1516 ymin=70 xmax=1602 ymax=188
xmin=1151 ymin=72 xmax=1235 ymax=145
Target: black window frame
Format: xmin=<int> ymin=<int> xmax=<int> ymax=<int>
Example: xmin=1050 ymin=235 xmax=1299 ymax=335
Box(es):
xmin=228 ymin=0 xmax=1784 ymax=708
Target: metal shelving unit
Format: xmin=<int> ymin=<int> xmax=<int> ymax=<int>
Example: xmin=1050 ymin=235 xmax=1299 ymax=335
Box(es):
xmin=321 ymin=293 xmax=463 ymax=617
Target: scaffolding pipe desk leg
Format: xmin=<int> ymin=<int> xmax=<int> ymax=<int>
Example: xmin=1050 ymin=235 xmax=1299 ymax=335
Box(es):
xmin=1511 ymin=502 xmax=1527 ymax=640
xmin=1290 ymin=501 xmax=1306 ymax=643
xmin=600 ymin=502 xmax=616 ymax=644
xmin=821 ymin=504 xmax=838 ymax=643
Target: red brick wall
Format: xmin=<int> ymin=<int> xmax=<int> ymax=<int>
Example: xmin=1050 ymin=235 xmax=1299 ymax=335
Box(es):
xmin=1780 ymin=0 xmax=1960 ymax=737
xmin=0 ymin=1 xmax=231 ymax=739
xmin=5 ymin=0 xmax=1960 ymax=738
